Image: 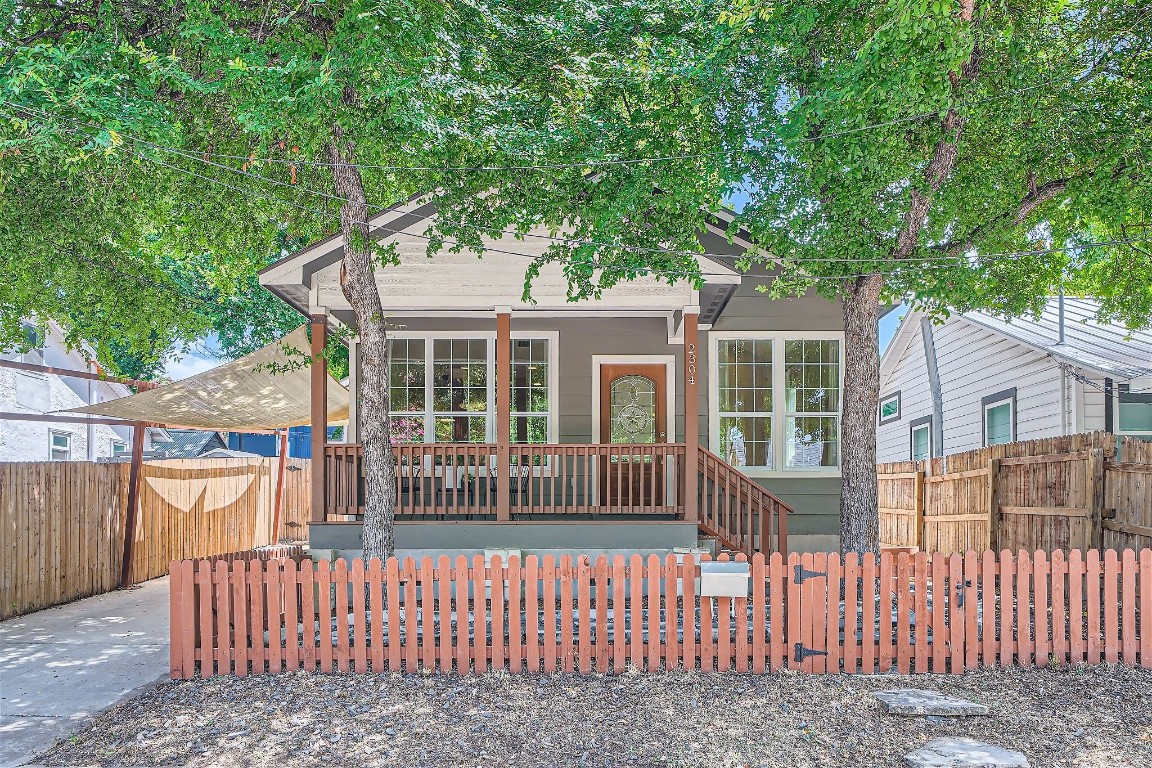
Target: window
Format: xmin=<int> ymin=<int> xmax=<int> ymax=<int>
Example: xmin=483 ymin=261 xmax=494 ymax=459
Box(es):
xmin=712 ymin=334 xmax=842 ymax=473
xmin=389 ymin=338 xmax=426 ymax=442
xmin=879 ymin=391 xmax=901 ymax=425
xmin=1118 ymin=383 xmax=1152 ymax=435
xmin=783 ymin=339 xmax=840 ymax=468
xmin=386 ymin=333 xmax=556 ymax=444
xmin=433 ymin=339 xmax=489 ymax=443
xmin=20 ymin=322 xmax=45 ymax=364
xmin=511 ymin=339 xmax=551 ymax=443
xmin=909 ymin=417 xmax=932 ymax=461
xmin=716 ymin=339 xmax=774 ymax=468
xmin=982 ymin=388 xmax=1016 ymax=446
xmin=50 ymin=430 xmax=71 ymax=461
xmin=111 ymin=440 xmax=129 ymax=455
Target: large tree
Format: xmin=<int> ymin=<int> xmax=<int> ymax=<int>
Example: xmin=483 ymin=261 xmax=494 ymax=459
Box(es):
xmin=714 ymin=0 xmax=1152 ymax=552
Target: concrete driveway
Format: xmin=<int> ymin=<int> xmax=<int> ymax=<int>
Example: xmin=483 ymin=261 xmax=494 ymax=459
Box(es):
xmin=0 ymin=577 xmax=170 ymax=768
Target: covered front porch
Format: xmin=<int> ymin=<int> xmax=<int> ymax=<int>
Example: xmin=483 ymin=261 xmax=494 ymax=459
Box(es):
xmin=306 ymin=309 xmax=790 ymax=558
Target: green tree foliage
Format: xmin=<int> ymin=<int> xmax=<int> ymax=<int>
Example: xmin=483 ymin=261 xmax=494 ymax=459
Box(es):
xmin=707 ymin=0 xmax=1152 ymax=551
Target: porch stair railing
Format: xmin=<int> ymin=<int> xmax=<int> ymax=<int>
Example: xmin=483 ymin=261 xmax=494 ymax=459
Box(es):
xmin=696 ymin=446 xmax=791 ymax=559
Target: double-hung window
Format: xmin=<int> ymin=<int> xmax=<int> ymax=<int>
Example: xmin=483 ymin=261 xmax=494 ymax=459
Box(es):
xmin=387 ymin=332 xmax=557 ymax=444
xmin=50 ymin=430 xmax=71 ymax=461
xmin=712 ymin=333 xmax=842 ymax=473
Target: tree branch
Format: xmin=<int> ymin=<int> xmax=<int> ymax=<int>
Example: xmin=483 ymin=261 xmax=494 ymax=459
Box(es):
xmin=937 ymin=177 xmax=1071 ymax=256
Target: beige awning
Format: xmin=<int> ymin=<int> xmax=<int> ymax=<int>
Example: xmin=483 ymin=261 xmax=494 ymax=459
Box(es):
xmin=66 ymin=326 xmax=348 ymax=429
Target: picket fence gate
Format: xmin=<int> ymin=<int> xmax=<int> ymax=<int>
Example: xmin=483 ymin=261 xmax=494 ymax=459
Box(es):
xmin=169 ymin=549 xmax=1152 ymax=679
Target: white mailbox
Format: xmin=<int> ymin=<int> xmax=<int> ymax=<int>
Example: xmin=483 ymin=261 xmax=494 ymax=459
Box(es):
xmin=698 ymin=561 xmax=750 ymax=597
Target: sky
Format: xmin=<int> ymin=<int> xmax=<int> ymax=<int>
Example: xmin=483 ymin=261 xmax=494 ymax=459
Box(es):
xmin=164 ymin=335 xmax=223 ymax=381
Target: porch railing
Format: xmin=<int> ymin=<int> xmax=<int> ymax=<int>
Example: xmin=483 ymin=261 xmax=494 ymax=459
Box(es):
xmin=323 ymin=443 xmax=791 ymax=556
xmin=324 ymin=443 xmax=686 ymax=520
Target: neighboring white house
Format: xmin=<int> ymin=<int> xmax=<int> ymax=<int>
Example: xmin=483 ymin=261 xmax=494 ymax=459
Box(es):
xmin=877 ymin=298 xmax=1152 ymax=463
xmin=0 ymin=321 xmax=168 ymax=462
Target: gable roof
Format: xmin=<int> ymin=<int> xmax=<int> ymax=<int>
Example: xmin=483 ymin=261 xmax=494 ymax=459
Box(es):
xmin=151 ymin=429 xmax=227 ymax=459
xmin=880 ymin=298 xmax=1152 ymax=384
xmin=259 ymin=194 xmax=745 ymax=321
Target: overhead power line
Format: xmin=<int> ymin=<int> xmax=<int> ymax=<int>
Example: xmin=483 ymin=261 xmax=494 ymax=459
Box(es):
xmin=6 ymin=104 xmax=1148 ymax=288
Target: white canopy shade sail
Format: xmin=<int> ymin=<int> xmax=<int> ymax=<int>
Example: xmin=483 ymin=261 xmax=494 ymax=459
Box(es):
xmin=66 ymin=326 xmax=348 ymax=429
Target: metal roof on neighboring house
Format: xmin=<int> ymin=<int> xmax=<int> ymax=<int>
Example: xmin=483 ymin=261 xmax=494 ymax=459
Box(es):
xmin=960 ymin=298 xmax=1152 ymax=379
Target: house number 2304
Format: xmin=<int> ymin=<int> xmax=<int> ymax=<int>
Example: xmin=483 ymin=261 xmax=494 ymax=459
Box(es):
xmin=686 ymin=342 xmax=697 ymax=386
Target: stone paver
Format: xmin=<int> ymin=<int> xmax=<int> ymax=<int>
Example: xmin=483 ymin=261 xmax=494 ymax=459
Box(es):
xmin=875 ymin=689 xmax=990 ymax=716
xmin=0 ymin=577 xmax=169 ymax=768
xmin=904 ymin=737 xmax=1029 ymax=768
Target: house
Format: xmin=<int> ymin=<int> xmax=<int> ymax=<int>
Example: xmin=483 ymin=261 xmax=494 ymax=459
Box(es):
xmin=0 ymin=321 xmax=169 ymax=462
xmin=259 ymin=196 xmax=848 ymax=557
xmin=150 ymin=429 xmax=230 ymax=459
xmin=877 ymin=297 xmax=1152 ymax=463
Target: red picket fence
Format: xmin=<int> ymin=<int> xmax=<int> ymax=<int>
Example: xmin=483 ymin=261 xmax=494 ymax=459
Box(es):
xmin=169 ymin=549 xmax=1152 ymax=679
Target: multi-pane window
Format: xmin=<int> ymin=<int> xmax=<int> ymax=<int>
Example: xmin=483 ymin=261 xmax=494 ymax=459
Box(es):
xmin=716 ymin=339 xmax=774 ymax=468
xmin=389 ymin=338 xmax=427 ymax=443
xmin=511 ymin=339 xmax=550 ymax=443
xmin=713 ymin=335 xmax=842 ymax=472
xmin=783 ymin=339 xmax=840 ymax=468
xmin=50 ymin=430 xmax=71 ymax=461
xmin=385 ymin=335 xmax=554 ymax=444
xmin=433 ymin=339 xmax=489 ymax=443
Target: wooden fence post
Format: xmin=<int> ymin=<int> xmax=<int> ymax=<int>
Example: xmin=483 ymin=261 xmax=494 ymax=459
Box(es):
xmin=913 ymin=470 xmax=925 ymax=552
xmin=1088 ymin=448 xmax=1106 ymax=551
xmin=986 ymin=458 xmax=1001 ymax=552
xmin=120 ymin=421 xmax=146 ymax=588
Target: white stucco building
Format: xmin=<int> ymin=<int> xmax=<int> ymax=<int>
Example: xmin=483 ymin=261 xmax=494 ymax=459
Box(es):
xmin=0 ymin=321 xmax=166 ymax=462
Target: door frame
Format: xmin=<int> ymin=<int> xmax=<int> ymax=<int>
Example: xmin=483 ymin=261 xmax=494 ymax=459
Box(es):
xmin=591 ymin=355 xmax=677 ymax=444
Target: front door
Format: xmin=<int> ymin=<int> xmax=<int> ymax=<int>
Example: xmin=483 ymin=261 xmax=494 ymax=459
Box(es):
xmin=599 ymin=364 xmax=667 ymax=509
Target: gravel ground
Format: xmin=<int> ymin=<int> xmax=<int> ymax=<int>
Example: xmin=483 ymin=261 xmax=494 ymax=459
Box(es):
xmin=37 ymin=666 xmax=1152 ymax=768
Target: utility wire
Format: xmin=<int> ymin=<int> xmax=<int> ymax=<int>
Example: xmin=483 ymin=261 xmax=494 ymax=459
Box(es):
xmin=7 ymin=99 xmax=1149 ymax=270
xmin=7 ymin=105 xmax=1149 ymax=287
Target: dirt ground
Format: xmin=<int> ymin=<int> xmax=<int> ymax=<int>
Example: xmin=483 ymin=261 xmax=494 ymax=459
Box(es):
xmin=36 ymin=665 xmax=1152 ymax=768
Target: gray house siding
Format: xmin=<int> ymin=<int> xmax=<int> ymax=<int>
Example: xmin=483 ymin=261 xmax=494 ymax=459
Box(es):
xmin=378 ymin=277 xmax=845 ymax=545
xmin=702 ymin=266 xmax=844 ymax=540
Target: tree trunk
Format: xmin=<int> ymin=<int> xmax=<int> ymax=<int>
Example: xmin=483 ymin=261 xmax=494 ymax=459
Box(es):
xmin=839 ymin=272 xmax=883 ymax=554
xmin=329 ymin=130 xmax=396 ymax=561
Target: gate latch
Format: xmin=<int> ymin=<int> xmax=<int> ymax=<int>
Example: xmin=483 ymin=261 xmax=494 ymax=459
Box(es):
xmin=793 ymin=643 xmax=830 ymax=663
xmin=793 ymin=564 xmax=826 ymax=585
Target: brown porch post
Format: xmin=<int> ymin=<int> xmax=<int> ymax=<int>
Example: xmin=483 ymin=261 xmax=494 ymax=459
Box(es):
xmin=683 ymin=308 xmax=700 ymax=523
xmin=495 ymin=310 xmax=512 ymax=521
xmin=310 ymin=311 xmax=328 ymax=523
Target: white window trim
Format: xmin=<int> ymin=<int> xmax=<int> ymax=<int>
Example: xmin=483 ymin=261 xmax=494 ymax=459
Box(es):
xmin=49 ymin=429 xmax=72 ymax=461
xmin=910 ymin=421 xmax=932 ymax=461
xmin=111 ymin=439 xmax=129 ymax=455
xmin=389 ymin=330 xmax=560 ymax=445
xmin=707 ymin=331 xmax=844 ymax=478
xmin=982 ymin=398 xmax=1015 ymax=446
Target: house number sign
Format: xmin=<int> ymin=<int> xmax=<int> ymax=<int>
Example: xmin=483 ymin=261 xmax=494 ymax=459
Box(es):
xmin=686 ymin=342 xmax=697 ymax=386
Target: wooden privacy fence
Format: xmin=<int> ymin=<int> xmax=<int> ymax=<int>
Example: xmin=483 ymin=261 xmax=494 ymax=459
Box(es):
xmin=2 ymin=457 xmax=310 ymax=620
xmin=171 ymin=547 xmax=1152 ymax=678
xmin=880 ymin=433 xmax=1152 ymax=555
